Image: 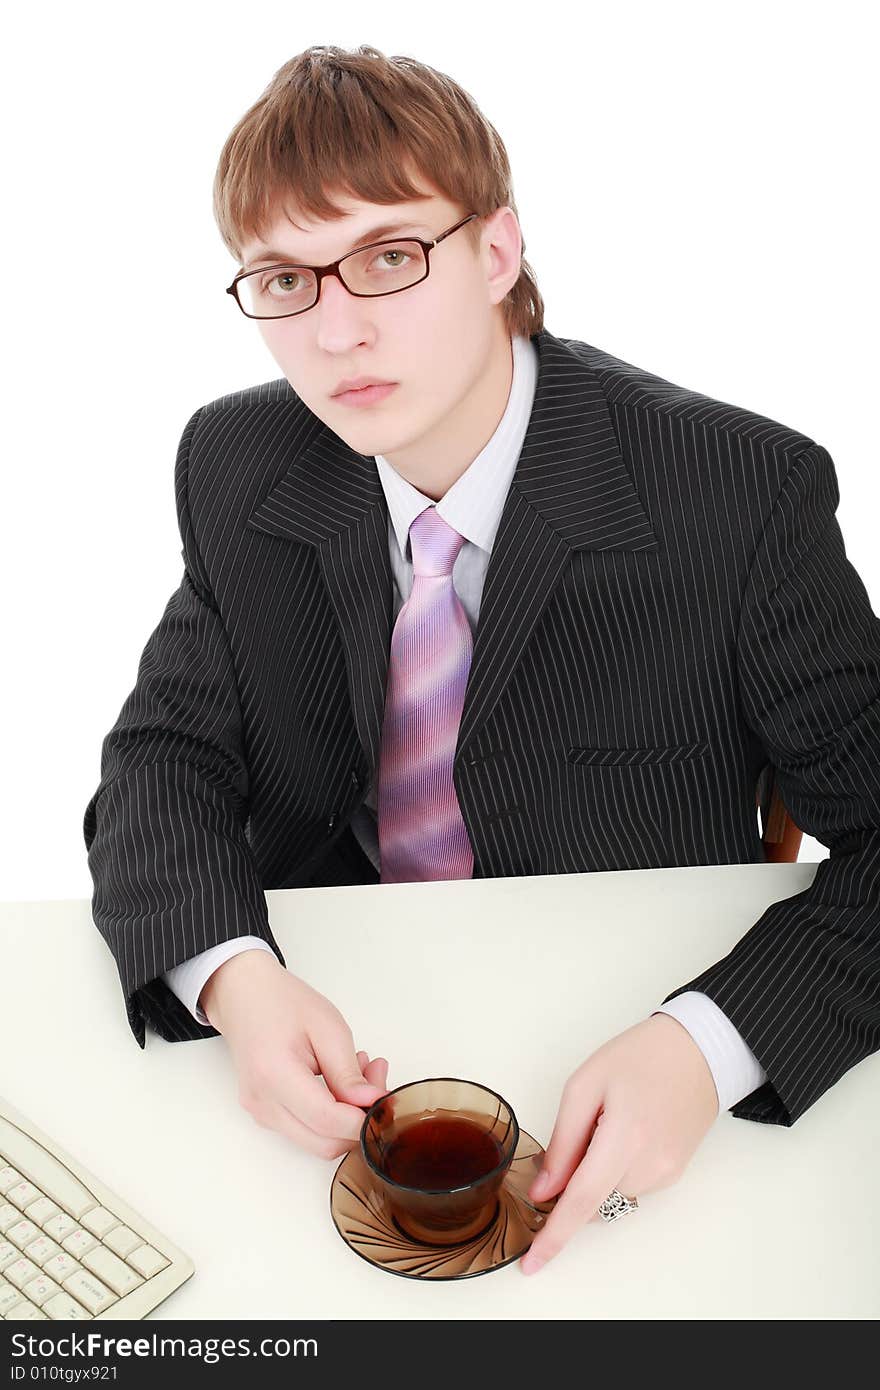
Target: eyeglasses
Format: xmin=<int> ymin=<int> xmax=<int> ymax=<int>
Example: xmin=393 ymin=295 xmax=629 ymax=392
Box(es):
xmin=225 ymin=212 xmax=479 ymax=319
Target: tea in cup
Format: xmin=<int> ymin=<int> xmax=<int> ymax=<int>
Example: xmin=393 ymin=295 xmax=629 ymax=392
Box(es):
xmin=361 ymin=1077 xmax=519 ymax=1244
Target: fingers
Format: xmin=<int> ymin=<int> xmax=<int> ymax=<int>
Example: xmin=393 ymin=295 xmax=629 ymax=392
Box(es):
xmin=266 ymin=1055 xmax=374 ymax=1143
xmin=282 ymin=1042 xmax=389 ymax=1144
xmin=241 ymin=1019 xmax=391 ymax=1156
xmin=244 ymin=1052 xmax=386 ymax=1152
xmin=529 ymin=1081 xmax=603 ymax=1202
xmin=313 ymin=1017 xmax=388 ymax=1108
xmin=239 ymin=1054 xmax=362 ymax=1153
xmin=523 ymin=1108 xmax=629 ymax=1271
xmin=261 ymin=1098 xmax=357 ymax=1160
xmin=361 ymin=1054 xmax=390 ymax=1091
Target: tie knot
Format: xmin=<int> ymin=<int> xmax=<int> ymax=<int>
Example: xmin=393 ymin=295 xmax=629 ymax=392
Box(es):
xmin=408 ymin=506 xmax=466 ymax=577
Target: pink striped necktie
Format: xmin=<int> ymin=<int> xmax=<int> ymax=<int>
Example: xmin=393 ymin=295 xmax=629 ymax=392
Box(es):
xmin=377 ymin=505 xmax=475 ymax=883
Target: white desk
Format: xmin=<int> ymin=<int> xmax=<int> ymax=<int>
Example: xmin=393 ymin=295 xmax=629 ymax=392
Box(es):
xmin=2 ymin=863 xmax=878 ymax=1320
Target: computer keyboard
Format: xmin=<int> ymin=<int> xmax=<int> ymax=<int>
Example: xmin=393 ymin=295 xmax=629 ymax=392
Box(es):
xmin=0 ymin=1094 xmax=194 ymax=1320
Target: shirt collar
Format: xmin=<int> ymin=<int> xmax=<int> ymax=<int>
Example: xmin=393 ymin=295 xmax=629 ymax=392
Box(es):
xmin=374 ymin=332 xmax=539 ymax=561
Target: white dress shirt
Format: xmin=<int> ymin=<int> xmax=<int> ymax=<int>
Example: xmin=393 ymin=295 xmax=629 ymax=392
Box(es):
xmin=163 ymin=333 xmax=768 ymax=1113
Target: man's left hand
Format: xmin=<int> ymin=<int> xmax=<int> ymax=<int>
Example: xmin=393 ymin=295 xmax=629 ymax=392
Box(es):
xmin=519 ymin=1013 xmax=720 ymax=1275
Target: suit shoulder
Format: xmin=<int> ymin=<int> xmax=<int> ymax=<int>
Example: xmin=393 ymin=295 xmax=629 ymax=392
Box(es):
xmin=185 ymin=375 xmax=314 ymax=479
xmin=562 ymin=335 xmax=817 ymax=460
xmin=182 ymin=377 xmax=316 ymax=516
xmin=197 ymin=376 xmax=300 ymax=415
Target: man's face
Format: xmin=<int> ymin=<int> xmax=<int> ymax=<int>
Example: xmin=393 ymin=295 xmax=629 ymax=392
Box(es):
xmin=236 ymin=179 xmax=522 ymax=472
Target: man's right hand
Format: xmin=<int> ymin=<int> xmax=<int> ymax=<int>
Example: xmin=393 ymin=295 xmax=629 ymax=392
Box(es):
xmin=199 ymin=951 xmax=390 ymax=1159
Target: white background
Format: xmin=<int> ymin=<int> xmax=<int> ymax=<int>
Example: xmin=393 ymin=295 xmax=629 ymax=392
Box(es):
xmin=2 ymin=0 xmax=877 ymax=900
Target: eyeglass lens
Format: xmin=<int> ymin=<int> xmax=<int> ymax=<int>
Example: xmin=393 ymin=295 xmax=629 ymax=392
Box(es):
xmin=237 ymin=240 xmax=429 ymax=318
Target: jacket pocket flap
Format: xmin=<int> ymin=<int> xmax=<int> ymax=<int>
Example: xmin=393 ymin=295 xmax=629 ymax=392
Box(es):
xmin=566 ymin=741 xmax=709 ymax=767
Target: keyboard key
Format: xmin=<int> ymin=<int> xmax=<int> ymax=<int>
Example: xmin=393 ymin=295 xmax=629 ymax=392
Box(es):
xmin=43 ymin=1212 xmax=78 ymax=1242
xmin=0 ymin=1167 xmax=22 ymax=1195
xmin=24 ymin=1236 xmax=62 ymax=1267
xmin=25 ymin=1197 xmax=60 ymax=1226
xmin=43 ymin=1252 xmax=80 ymax=1282
xmin=0 ymin=1116 xmax=97 ymax=1220
xmin=61 ymin=1270 xmax=116 ymax=1315
xmin=62 ymin=1229 xmax=98 ymax=1259
xmin=7 ymin=1180 xmax=42 ymax=1211
xmin=82 ymin=1246 xmax=144 ymax=1297
xmin=23 ymin=1274 xmax=60 ymax=1307
xmin=0 ymin=1204 xmax=22 ymax=1233
xmin=0 ymin=1241 xmax=19 ymax=1272
xmin=5 ymin=1257 xmax=41 ymax=1290
xmin=80 ymin=1206 xmax=118 ymax=1238
xmin=127 ymin=1244 xmax=170 ymax=1279
xmin=7 ymin=1218 xmax=41 ymax=1249
xmin=4 ymin=1298 xmax=47 ymax=1319
xmin=104 ymin=1225 xmax=142 ymax=1258
xmin=0 ymin=1280 xmax=23 ymax=1314
xmin=43 ymin=1290 xmax=92 ymax=1320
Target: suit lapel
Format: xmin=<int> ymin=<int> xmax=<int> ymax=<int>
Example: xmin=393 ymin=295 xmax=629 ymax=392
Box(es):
xmin=247 ymin=326 xmax=659 ymax=779
xmin=247 ymin=419 xmax=393 ymax=776
xmin=458 ymin=331 xmax=659 ymax=753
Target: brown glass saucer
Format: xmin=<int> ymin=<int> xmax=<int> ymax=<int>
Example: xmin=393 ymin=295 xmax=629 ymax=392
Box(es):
xmin=330 ymin=1126 xmax=557 ymax=1280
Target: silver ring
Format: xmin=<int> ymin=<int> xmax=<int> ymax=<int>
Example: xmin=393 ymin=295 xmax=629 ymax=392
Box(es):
xmin=597 ymin=1187 xmax=639 ymax=1222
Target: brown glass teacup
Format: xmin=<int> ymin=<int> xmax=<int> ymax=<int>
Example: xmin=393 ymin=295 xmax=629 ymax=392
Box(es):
xmin=360 ymin=1077 xmax=519 ymax=1244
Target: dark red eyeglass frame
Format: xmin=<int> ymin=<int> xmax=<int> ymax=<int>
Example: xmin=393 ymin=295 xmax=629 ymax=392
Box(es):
xmin=225 ymin=212 xmax=480 ymax=319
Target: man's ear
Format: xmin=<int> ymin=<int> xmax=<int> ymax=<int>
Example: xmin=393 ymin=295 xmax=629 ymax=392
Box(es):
xmin=482 ymin=206 xmax=523 ymax=304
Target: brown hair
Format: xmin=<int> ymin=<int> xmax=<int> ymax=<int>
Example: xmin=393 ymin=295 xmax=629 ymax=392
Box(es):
xmin=212 ymin=44 xmax=544 ymax=338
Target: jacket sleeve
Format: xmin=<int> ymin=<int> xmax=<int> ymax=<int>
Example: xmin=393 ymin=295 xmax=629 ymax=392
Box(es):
xmin=83 ymin=406 xmax=286 ymax=1048
xmin=661 ymin=442 xmax=880 ymax=1125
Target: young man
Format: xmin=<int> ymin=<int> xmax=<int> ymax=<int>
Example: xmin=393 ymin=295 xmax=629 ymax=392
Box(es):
xmin=84 ymin=44 xmax=880 ymax=1275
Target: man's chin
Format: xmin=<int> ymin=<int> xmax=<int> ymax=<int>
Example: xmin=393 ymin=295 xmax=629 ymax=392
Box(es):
xmin=334 ymin=418 xmax=413 ymax=460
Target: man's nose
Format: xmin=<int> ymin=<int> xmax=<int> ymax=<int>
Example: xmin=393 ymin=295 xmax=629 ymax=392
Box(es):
xmin=314 ymin=272 xmax=373 ymax=341
xmin=317 ymin=270 xmax=357 ymax=309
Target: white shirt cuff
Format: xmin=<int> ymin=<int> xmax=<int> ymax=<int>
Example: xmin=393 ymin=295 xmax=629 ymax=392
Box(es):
xmin=163 ymin=937 xmax=276 ymax=1026
xmin=652 ymin=991 xmax=768 ymax=1112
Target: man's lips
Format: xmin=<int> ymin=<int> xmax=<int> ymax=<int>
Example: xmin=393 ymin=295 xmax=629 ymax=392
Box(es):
xmin=332 ymin=382 xmax=399 ymax=406
xmin=332 ymin=377 xmax=396 ymax=397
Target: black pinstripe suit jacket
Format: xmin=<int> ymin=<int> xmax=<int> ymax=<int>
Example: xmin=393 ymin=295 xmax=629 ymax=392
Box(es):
xmin=83 ymin=327 xmax=880 ymax=1126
